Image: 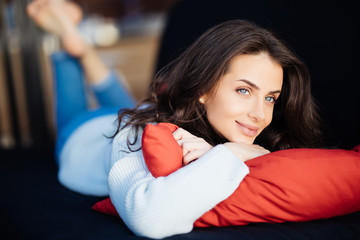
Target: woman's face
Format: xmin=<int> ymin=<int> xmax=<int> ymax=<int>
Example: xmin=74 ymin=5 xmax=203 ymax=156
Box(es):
xmin=203 ymin=53 xmax=283 ymax=144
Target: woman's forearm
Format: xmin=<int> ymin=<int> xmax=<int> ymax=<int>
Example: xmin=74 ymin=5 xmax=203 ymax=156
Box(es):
xmin=108 ymin=144 xmax=249 ymax=239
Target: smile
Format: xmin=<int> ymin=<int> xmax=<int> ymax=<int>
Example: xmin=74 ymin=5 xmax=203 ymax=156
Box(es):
xmin=235 ymin=121 xmax=259 ymax=137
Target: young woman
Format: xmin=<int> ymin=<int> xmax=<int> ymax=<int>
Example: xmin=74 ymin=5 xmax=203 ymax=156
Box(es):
xmin=27 ymin=0 xmax=322 ymax=238
xmin=107 ymin=20 xmax=322 ymax=239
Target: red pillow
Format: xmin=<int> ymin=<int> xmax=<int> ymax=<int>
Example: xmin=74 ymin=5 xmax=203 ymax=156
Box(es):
xmin=92 ymin=123 xmax=182 ymax=216
xmin=196 ymin=147 xmax=360 ymax=227
xmin=141 ymin=123 xmax=182 ymax=177
xmin=93 ymin=123 xmax=360 ymax=227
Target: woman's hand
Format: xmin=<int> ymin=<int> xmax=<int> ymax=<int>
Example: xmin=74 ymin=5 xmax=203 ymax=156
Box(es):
xmin=223 ymin=142 xmax=270 ymax=163
xmin=173 ymin=128 xmax=213 ymax=165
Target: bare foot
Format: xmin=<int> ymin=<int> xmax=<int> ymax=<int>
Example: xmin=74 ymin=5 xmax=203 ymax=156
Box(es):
xmin=27 ymin=0 xmax=88 ymax=57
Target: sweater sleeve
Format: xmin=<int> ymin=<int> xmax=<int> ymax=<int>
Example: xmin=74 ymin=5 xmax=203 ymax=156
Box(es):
xmin=108 ymin=129 xmax=249 ymax=239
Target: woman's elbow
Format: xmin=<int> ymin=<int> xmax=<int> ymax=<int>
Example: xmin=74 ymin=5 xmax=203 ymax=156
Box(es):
xmin=132 ymin=225 xmax=170 ymax=239
xmin=127 ymin=219 xmax=175 ymax=239
xmin=123 ymin=210 xmax=192 ymax=239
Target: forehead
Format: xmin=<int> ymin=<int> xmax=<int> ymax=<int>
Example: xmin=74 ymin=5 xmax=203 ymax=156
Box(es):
xmin=206 ymin=53 xmax=283 ymax=98
xmin=227 ymin=53 xmax=280 ymax=72
xmin=221 ymin=53 xmax=283 ymax=87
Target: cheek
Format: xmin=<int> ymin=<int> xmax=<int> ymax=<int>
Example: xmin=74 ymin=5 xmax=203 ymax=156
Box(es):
xmin=264 ymin=107 xmax=274 ymax=127
xmin=205 ymin=92 xmax=244 ymax=124
xmin=205 ymin=100 xmax=232 ymax=131
xmin=225 ymin=102 xmax=243 ymax=117
xmin=205 ymin=95 xmax=228 ymax=117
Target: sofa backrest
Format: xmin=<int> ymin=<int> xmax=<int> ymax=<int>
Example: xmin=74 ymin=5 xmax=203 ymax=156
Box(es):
xmin=156 ymin=0 xmax=360 ymax=149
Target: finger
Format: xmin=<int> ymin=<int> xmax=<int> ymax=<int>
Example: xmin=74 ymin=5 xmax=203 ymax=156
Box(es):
xmin=252 ymin=145 xmax=270 ymax=155
xmin=176 ymin=137 xmax=204 ymax=146
xmin=178 ymin=141 xmax=192 ymax=157
xmin=173 ymin=128 xmax=196 ymax=141
xmin=262 ymin=149 xmax=271 ymax=154
xmin=178 ymin=139 xmax=207 ymax=156
xmin=183 ymin=149 xmax=206 ymax=165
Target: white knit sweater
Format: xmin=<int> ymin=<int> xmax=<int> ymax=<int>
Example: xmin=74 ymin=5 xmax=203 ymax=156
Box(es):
xmin=57 ymin=115 xmax=250 ymax=239
xmin=108 ymin=125 xmax=250 ymax=239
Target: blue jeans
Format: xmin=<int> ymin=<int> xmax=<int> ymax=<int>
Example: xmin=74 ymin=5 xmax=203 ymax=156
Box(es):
xmin=51 ymin=51 xmax=136 ymax=161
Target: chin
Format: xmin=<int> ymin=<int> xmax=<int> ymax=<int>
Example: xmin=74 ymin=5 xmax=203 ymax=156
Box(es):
xmin=231 ymin=137 xmax=255 ymax=144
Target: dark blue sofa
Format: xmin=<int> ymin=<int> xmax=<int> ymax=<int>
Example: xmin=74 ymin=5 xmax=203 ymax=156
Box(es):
xmin=1 ymin=0 xmax=359 ymax=239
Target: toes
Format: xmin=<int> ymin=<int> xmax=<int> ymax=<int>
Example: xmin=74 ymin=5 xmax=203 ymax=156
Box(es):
xmin=27 ymin=0 xmax=48 ymax=17
xmin=26 ymin=1 xmax=39 ymax=17
xmin=65 ymin=2 xmax=83 ymax=24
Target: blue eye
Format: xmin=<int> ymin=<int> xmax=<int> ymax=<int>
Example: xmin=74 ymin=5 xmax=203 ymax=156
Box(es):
xmin=265 ymin=96 xmax=276 ymax=103
xmin=237 ymin=88 xmax=250 ymax=95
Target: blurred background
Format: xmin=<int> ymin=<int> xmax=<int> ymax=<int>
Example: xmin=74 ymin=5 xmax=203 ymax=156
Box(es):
xmin=0 ymin=0 xmax=178 ymax=153
xmin=1 ymin=2 xmax=359 ymax=239
xmin=1 ymin=0 xmax=359 ymax=156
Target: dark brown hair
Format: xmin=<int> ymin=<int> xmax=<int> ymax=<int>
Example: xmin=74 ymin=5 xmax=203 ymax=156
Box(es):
xmin=113 ymin=19 xmax=323 ymax=151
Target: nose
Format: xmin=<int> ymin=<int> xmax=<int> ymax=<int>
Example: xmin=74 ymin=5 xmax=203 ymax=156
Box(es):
xmin=247 ymin=97 xmax=265 ymax=122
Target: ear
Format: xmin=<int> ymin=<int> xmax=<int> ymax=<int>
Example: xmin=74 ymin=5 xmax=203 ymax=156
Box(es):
xmin=199 ymin=94 xmax=210 ymax=104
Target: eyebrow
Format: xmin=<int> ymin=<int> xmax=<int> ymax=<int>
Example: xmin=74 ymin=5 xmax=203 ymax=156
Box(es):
xmin=237 ymin=79 xmax=281 ymax=94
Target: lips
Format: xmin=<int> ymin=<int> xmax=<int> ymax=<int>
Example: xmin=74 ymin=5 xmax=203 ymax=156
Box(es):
xmin=235 ymin=121 xmax=259 ymax=137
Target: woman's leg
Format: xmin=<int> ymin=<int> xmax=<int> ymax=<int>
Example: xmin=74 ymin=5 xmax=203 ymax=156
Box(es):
xmin=28 ymin=0 xmax=136 ymax=157
xmin=51 ymin=51 xmax=88 ymax=133
xmin=28 ymin=0 xmax=136 ymax=109
xmin=91 ymin=71 xmax=136 ymax=108
xmin=51 ymin=51 xmax=93 ymax=160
